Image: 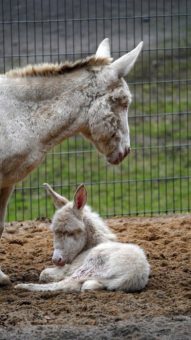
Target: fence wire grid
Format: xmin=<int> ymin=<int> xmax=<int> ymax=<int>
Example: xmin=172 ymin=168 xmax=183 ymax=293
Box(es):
xmin=0 ymin=0 xmax=190 ymax=220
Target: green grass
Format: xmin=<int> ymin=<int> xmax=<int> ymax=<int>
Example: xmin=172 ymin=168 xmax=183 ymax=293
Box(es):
xmin=7 ymin=53 xmax=191 ymax=221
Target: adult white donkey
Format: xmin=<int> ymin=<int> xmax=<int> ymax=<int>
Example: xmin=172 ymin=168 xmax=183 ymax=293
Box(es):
xmin=0 ymin=38 xmax=143 ymax=285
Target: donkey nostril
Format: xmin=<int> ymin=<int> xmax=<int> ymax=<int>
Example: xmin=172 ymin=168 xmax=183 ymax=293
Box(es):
xmin=52 ymin=257 xmax=65 ymax=266
xmin=124 ymin=147 xmax=130 ymax=157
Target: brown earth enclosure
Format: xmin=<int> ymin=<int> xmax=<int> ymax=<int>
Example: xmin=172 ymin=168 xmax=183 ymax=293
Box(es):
xmin=0 ymin=214 xmax=190 ymax=339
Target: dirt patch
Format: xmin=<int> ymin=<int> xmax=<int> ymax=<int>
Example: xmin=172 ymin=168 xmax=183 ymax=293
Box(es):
xmin=0 ymin=215 xmax=191 ymax=338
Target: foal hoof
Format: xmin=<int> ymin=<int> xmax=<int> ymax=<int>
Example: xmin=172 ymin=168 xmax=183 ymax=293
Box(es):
xmin=15 ymin=283 xmax=28 ymax=290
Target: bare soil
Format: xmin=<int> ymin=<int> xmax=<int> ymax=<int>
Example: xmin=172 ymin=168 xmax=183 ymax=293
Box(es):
xmin=0 ymin=215 xmax=191 ymax=339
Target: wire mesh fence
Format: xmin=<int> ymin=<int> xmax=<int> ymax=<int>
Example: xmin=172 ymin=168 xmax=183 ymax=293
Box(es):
xmin=0 ymin=0 xmax=190 ymax=220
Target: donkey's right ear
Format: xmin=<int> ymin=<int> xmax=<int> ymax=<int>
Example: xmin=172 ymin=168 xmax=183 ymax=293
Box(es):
xmin=73 ymin=184 xmax=87 ymax=211
xmin=43 ymin=183 xmax=68 ymax=209
xmin=111 ymin=41 xmax=143 ymax=77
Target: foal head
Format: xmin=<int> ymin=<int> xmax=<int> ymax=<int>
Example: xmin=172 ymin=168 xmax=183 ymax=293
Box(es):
xmin=44 ymin=183 xmax=88 ymax=266
xmin=83 ymin=38 xmax=143 ymax=165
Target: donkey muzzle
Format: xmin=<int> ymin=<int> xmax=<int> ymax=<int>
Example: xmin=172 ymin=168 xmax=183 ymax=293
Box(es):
xmin=107 ymin=146 xmax=130 ymax=165
xmin=52 ymin=250 xmax=65 ymax=266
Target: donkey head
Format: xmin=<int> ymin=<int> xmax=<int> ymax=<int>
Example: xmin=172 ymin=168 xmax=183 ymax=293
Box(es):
xmin=44 ymin=183 xmax=88 ymax=266
xmin=83 ymin=38 xmax=143 ymax=165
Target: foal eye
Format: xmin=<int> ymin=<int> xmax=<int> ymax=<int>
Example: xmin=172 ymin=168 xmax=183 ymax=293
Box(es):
xmin=67 ymin=232 xmax=74 ymax=237
xmin=56 ymin=230 xmax=66 ymax=237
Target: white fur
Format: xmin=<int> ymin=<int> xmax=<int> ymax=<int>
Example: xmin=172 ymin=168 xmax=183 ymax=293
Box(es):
xmin=111 ymin=41 xmax=143 ymax=77
xmin=15 ymin=184 xmax=150 ymax=293
xmin=95 ymin=38 xmax=111 ymax=58
xmin=0 ymin=39 xmax=143 ymax=285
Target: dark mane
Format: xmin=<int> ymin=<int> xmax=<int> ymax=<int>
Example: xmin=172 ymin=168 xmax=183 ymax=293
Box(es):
xmin=6 ymin=56 xmax=112 ymax=78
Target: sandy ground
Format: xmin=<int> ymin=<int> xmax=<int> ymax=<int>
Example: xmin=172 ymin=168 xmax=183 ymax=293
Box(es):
xmin=0 ymin=214 xmax=191 ymax=339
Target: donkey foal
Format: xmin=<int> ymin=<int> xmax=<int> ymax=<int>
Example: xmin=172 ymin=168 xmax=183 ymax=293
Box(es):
xmin=16 ymin=184 xmax=150 ymax=292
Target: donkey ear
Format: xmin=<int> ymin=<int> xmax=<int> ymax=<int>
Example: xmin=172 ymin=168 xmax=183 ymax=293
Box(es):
xmin=111 ymin=41 xmax=143 ymax=77
xmin=95 ymin=38 xmax=111 ymax=58
xmin=73 ymin=184 xmax=87 ymax=210
xmin=43 ymin=183 xmax=68 ymax=209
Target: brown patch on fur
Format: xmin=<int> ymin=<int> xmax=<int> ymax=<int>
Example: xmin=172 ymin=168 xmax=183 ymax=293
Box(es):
xmin=6 ymin=56 xmax=112 ymax=78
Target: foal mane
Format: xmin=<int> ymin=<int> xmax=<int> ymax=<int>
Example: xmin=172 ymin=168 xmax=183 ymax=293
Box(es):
xmin=6 ymin=56 xmax=112 ymax=78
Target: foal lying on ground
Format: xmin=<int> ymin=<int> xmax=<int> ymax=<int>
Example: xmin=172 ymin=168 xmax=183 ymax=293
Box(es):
xmin=16 ymin=184 xmax=150 ymax=292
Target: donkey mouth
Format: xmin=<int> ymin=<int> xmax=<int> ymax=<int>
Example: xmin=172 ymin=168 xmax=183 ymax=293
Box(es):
xmin=107 ymin=147 xmax=130 ymax=165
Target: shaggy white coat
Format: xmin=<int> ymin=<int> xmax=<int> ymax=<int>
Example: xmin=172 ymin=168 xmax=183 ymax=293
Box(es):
xmin=0 ymin=38 xmax=143 ymax=285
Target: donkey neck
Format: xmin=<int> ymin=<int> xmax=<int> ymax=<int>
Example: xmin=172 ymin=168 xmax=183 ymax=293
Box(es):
xmin=36 ymin=71 xmax=94 ymax=149
xmin=83 ymin=207 xmax=117 ymax=249
xmin=4 ymin=69 xmax=95 ymax=151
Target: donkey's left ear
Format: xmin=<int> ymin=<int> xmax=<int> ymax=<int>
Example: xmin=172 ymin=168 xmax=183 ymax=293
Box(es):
xmin=43 ymin=183 xmax=68 ymax=209
xmin=96 ymin=38 xmax=111 ymax=58
xmin=111 ymin=41 xmax=143 ymax=77
xmin=73 ymin=184 xmax=87 ymax=210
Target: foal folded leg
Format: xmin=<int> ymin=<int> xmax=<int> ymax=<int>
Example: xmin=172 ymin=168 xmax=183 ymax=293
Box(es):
xmin=0 ymin=186 xmax=14 ymax=286
xmin=39 ymin=265 xmax=70 ymax=283
xmin=81 ymin=279 xmax=104 ymax=291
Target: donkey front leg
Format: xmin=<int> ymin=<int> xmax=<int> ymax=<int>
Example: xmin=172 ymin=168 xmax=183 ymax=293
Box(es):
xmin=0 ymin=186 xmax=14 ymax=238
xmin=39 ymin=265 xmax=70 ymax=283
xmin=0 ymin=186 xmax=14 ymax=286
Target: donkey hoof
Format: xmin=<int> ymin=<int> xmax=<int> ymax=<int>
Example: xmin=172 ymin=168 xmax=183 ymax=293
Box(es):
xmin=0 ymin=271 xmax=11 ymax=286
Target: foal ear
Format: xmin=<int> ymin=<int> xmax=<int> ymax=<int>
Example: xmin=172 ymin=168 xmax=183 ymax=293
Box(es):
xmin=43 ymin=183 xmax=68 ymax=209
xmin=111 ymin=41 xmax=143 ymax=77
xmin=73 ymin=184 xmax=87 ymax=210
xmin=95 ymin=38 xmax=111 ymax=58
